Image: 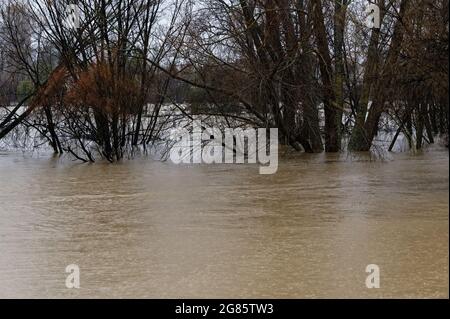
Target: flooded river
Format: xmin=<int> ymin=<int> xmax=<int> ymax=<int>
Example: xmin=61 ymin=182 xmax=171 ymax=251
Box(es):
xmin=0 ymin=148 xmax=448 ymax=298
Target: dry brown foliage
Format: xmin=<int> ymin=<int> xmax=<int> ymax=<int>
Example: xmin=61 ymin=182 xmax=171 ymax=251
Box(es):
xmin=65 ymin=62 xmax=141 ymax=116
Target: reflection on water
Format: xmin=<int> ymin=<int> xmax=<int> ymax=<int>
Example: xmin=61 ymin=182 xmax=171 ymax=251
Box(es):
xmin=0 ymin=148 xmax=448 ymax=298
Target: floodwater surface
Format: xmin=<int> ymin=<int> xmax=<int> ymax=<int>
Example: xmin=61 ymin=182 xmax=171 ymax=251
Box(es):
xmin=0 ymin=148 xmax=448 ymax=298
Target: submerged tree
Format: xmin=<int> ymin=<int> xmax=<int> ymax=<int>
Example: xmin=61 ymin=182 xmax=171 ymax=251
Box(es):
xmin=0 ymin=0 xmax=448 ymax=161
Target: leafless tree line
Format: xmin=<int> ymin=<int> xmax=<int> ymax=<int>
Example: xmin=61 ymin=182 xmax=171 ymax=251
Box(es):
xmin=0 ymin=0 xmax=448 ymax=162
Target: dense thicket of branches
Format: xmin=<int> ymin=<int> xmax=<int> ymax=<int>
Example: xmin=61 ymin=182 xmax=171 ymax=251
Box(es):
xmin=0 ymin=0 xmax=448 ymax=162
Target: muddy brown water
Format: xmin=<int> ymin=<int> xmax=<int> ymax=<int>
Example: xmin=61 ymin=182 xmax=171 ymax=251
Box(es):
xmin=0 ymin=148 xmax=448 ymax=298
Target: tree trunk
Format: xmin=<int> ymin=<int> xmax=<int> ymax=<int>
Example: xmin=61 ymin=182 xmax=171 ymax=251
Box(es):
xmin=312 ymin=0 xmax=339 ymax=152
xmin=44 ymin=105 xmax=63 ymax=154
xmin=333 ymin=0 xmax=347 ymax=151
xmin=348 ymin=1 xmax=384 ymax=151
xmin=351 ymin=0 xmax=410 ymax=151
